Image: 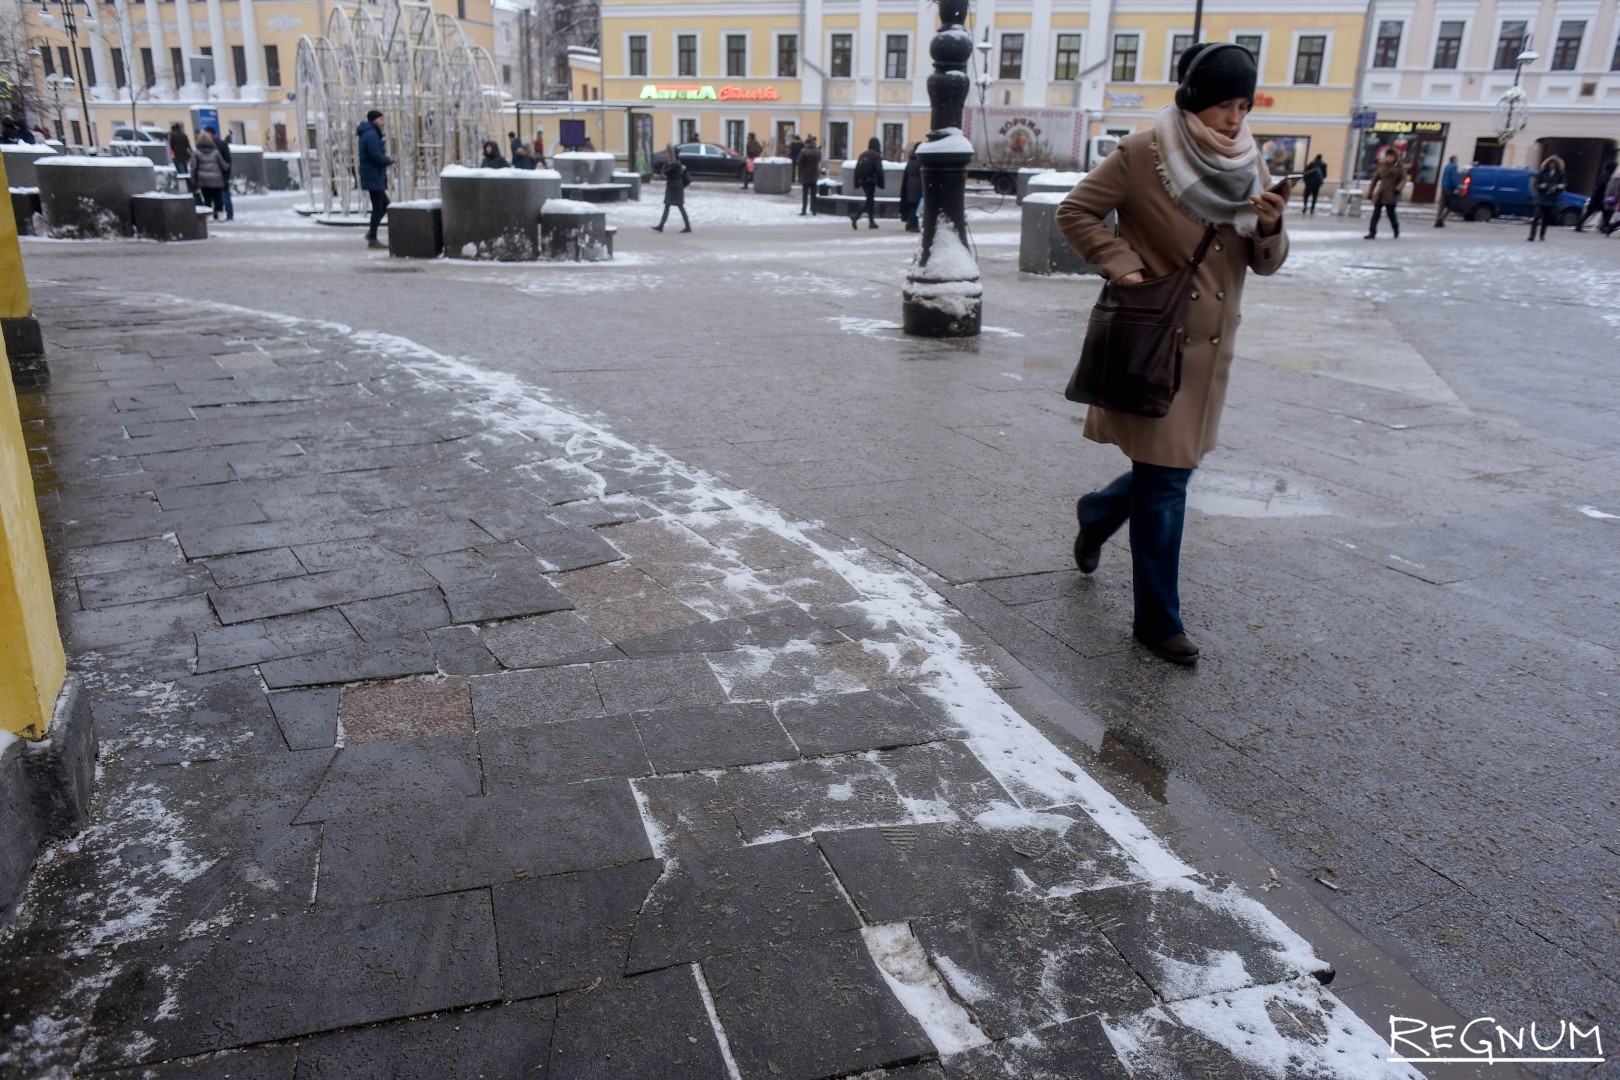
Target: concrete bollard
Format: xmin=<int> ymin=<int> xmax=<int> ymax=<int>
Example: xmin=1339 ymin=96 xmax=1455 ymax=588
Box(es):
xmin=752 ymin=158 xmax=793 ymax=195
xmin=10 ymin=189 xmax=41 ymax=236
xmin=387 ymin=200 xmax=443 ymax=258
xmin=540 ymin=199 xmax=611 ymax=262
xmin=440 ymin=165 xmax=556 ymax=261
xmin=132 ymin=192 xmax=207 ymax=241
xmin=35 ymin=156 xmax=157 ymax=239
xmin=1019 ymin=192 xmax=1104 ymax=275
xmin=264 ymin=152 xmax=302 ymax=190
xmin=227 ymin=145 xmax=267 ymax=194
xmin=612 ymin=170 xmax=642 ymax=201
xmin=0 ymin=144 xmax=60 ymax=188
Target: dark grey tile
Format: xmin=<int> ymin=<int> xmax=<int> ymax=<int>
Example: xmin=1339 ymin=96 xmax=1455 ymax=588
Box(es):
xmin=194 ymin=610 xmax=358 ymax=675
xmin=202 ymin=547 xmax=306 ymax=588
xmin=942 ymin=1015 xmax=1131 ymax=1080
xmin=292 ymin=998 xmax=554 ymax=1079
xmin=493 ymin=860 xmax=664 ymax=998
xmin=100 ymin=1043 xmax=300 ymax=1079
xmin=470 ymin=665 xmax=604 ymax=727
xmin=427 ymin=625 xmax=504 ymax=676
xmin=259 ymin=633 xmax=440 ymax=690
xmin=209 ymin=561 xmax=436 ymax=625
xmin=481 ymin=611 xmax=619 ymax=669
xmin=178 ymin=518 xmax=378 ymax=561
xmin=269 ymin=686 xmax=340 ymax=751
xmin=777 ymin=689 xmax=960 ymax=757
xmin=615 ymin=605 xmax=845 ymax=659
xmin=633 ymin=702 xmax=798 ymax=773
xmin=547 ymin=965 xmax=729 ymax=1079
xmin=421 ymin=545 xmax=573 ymax=624
xmin=524 ymin=526 xmax=623 ymax=573
xmin=63 ymin=594 xmax=217 ymax=653
xmin=293 ymin=734 xmax=482 ymax=824
xmin=479 ymin=713 xmax=652 ymax=790
xmin=594 ymin=654 xmax=727 ymax=715
xmin=76 ymin=563 xmax=216 ymax=609
xmin=631 ymin=773 xmax=746 ymax=858
xmin=91 ymin=671 xmax=288 ymax=767
xmin=339 ymin=588 xmax=454 ymax=641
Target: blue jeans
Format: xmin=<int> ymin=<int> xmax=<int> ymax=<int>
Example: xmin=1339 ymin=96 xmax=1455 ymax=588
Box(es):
xmin=1078 ymin=462 xmax=1193 ymax=640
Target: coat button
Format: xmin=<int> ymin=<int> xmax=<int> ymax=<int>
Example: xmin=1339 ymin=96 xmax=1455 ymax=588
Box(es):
xmin=1210 ymin=335 xmax=1221 ymax=345
xmin=1214 ymin=241 xmax=1224 ymax=251
xmin=1190 ymin=291 xmax=1199 ymax=300
xmin=1216 ymin=291 xmax=1226 ymax=300
xmin=1185 ymin=334 xmax=1193 ymax=344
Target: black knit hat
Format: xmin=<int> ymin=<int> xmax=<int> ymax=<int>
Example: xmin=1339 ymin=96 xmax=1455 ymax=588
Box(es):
xmin=366 ymin=109 xmax=383 ymax=121
xmin=1176 ymin=43 xmax=1258 ymax=113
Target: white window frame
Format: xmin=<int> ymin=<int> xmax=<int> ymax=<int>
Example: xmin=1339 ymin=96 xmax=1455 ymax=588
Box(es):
xmin=625 ymin=32 xmax=649 ymax=79
xmin=1111 ymin=31 xmax=1143 ymax=82
xmin=1289 ymin=29 xmax=1333 ymax=85
xmin=773 ymin=30 xmax=799 ymax=79
xmin=1549 ymin=18 xmax=1588 ymax=72
xmin=882 ymin=31 xmax=913 ymax=80
xmin=1229 ymin=30 xmax=1269 ymax=75
xmin=1369 ymin=18 xmax=1407 ymax=69
xmin=723 ymin=117 xmax=747 ymax=153
xmin=1427 ymin=17 xmax=1469 ymax=71
xmin=826 ymin=116 xmax=852 ymax=161
xmin=1164 ymin=28 xmax=1196 ymax=82
xmin=1491 ymin=17 xmax=1532 ymax=71
xmin=676 ymin=116 xmax=700 ymax=144
xmin=722 ymin=30 xmax=750 ymax=79
xmin=1052 ymin=31 xmax=1083 ymax=81
xmin=827 ymin=30 xmax=855 ymax=79
xmin=673 ymin=31 xmax=700 ymax=79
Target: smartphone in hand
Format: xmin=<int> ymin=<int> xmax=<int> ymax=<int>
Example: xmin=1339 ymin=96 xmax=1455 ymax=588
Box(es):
xmin=1269 ymin=173 xmax=1305 ymax=195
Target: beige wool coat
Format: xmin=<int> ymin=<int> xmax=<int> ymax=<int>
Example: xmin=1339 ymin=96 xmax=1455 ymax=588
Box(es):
xmin=1057 ymin=130 xmax=1288 ymax=470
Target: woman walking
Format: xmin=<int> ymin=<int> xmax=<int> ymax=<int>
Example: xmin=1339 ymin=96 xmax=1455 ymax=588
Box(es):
xmin=1056 ymin=42 xmax=1289 ymax=665
xmin=1529 ymin=156 xmax=1566 ymax=241
xmin=1365 ymin=146 xmax=1405 ymax=239
xmin=742 ymin=131 xmax=763 ymax=189
xmin=1300 ymin=153 xmax=1326 ymax=215
xmin=190 ymin=131 xmax=228 ymax=220
xmin=654 ymin=147 xmax=692 ymax=233
xmin=850 ymin=137 xmax=885 ymax=230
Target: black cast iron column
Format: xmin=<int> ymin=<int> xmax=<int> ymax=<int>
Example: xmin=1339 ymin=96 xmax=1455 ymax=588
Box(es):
xmin=902 ymin=0 xmax=981 ymax=338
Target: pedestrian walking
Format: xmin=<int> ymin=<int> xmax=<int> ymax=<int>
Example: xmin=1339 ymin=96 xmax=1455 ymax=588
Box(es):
xmin=168 ymin=122 xmax=193 ymax=195
xmin=653 ymin=146 xmax=692 ymax=233
xmin=1602 ymin=168 xmax=1620 ymax=235
xmin=900 ymin=142 xmax=923 ymax=232
xmin=850 ymin=137 xmax=885 ymax=230
xmin=797 ymin=135 xmax=822 ymax=215
xmin=1434 ymin=155 xmax=1461 ymax=227
xmin=480 ymin=140 xmax=510 ymax=169
xmin=207 ymin=127 xmax=235 ymax=221
xmin=1529 ymin=155 xmax=1566 ymax=241
xmin=1575 ymin=158 xmax=1614 ymax=233
xmin=1 ymin=116 xmax=34 ymax=143
xmin=356 ymin=109 xmax=392 ymax=250
xmin=1364 ymin=146 xmax=1405 ymax=239
xmin=788 ymin=133 xmax=804 ymax=167
xmin=1056 ymin=41 xmax=1289 ymax=665
xmin=742 ymin=132 xmax=762 ymax=189
xmin=532 ymin=128 xmax=547 ymax=167
xmin=508 ymin=131 xmax=523 ymax=158
xmin=512 ymin=143 xmax=537 ymax=170
xmin=1300 ymin=153 xmax=1325 ymax=214
xmin=190 ymin=131 xmax=228 ymax=220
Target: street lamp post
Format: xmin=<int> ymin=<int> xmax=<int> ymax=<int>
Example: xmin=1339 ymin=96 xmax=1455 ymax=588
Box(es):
xmin=1493 ymin=34 xmax=1538 ymax=161
xmin=43 ymin=73 xmax=73 ymax=138
xmin=38 ymin=0 xmax=95 ymax=147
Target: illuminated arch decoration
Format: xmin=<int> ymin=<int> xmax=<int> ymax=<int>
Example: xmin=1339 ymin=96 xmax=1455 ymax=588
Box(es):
xmin=294 ymin=0 xmax=502 ymax=216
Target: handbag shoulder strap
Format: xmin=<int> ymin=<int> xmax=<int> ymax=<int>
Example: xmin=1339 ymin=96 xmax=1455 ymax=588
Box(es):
xmin=1188 ymin=225 xmax=1219 ymax=269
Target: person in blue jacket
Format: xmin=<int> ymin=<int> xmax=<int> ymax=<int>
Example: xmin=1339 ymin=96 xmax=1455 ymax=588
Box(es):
xmin=357 ymin=109 xmax=392 ymax=249
xmin=1434 ymin=155 xmax=1461 ymax=227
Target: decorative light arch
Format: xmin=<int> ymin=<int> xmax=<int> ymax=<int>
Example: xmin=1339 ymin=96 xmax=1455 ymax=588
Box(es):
xmin=294 ymin=0 xmax=502 ymax=216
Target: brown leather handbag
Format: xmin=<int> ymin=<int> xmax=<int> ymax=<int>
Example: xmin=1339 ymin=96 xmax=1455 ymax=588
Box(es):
xmin=1064 ymin=226 xmax=1219 ymax=418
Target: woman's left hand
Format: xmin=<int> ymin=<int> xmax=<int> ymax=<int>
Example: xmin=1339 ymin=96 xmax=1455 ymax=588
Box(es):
xmin=1251 ymin=184 xmax=1289 ymax=235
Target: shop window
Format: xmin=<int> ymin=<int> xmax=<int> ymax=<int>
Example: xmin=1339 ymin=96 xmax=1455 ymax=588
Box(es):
xmin=677 ymin=117 xmax=698 ymax=143
xmin=1551 ymin=21 xmax=1584 ymax=71
xmin=1293 ymin=35 xmax=1325 ymax=84
xmin=1054 ymin=34 xmax=1081 ymax=81
xmin=1111 ymin=34 xmax=1138 ymax=82
xmin=265 ymin=44 xmax=280 ymax=87
xmin=830 ymin=33 xmax=852 ymax=78
xmin=1494 ymin=21 xmax=1527 ymax=70
xmin=1235 ymin=34 xmax=1262 ymax=64
xmin=1433 ymin=21 xmax=1464 ymax=69
xmin=777 ymin=34 xmax=797 ymax=78
xmin=628 ymin=35 xmax=647 ymax=78
xmin=999 ymin=33 xmax=1023 ymax=80
xmin=828 ymin=120 xmax=849 ymax=160
xmin=726 ymin=33 xmax=746 ymax=78
xmin=1373 ymin=21 xmax=1402 ymax=67
xmin=1169 ymin=33 xmax=1194 ymax=78
xmin=677 ymin=34 xmax=697 ymax=77
xmin=884 ymin=35 xmax=908 ymax=79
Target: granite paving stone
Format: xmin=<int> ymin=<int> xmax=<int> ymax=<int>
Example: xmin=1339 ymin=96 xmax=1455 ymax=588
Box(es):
xmin=317 ymin=780 xmax=653 ymax=906
xmin=492 ymin=859 xmax=665 ymax=998
xmin=630 ymin=773 xmax=748 ymax=857
xmin=625 ymin=838 xmax=862 ymax=973
xmin=941 ymin=1015 xmax=1133 ymax=1080
xmin=291 ymin=997 xmax=556 ymax=1078
xmin=75 ymin=563 xmax=217 ymax=609
xmin=615 ymin=604 xmax=847 ymax=659
xmin=258 ymin=632 xmax=440 ymax=690
xmin=178 ymin=518 xmax=380 ymax=561
xmin=338 ymin=588 xmax=455 ymax=641
xmin=479 ymin=713 xmax=652 ymax=790
xmin=633 ymin=701 xmax=799 ymax=772
xmin=91 ymin=670 xmax=289 ymax=767
xmin=553 ymin=561 xmax=705 ymax=641
xmin=209 ymin=561 xmax=437 ymax=625
xmin=293 ymin=734 xmax=482 ymax=824
xmin=57 ymin=535 xmax=186 ymax=578
xmin=365 ymin=505 xmax=498 ymax=557
xmin=480 ymin=611 xmax=620 ymax=670
xmin=703 ymin=931 xmax=935 ymax=1080
xmin=522 ymin=525 xmax=624 ymax=572
xmin=547 ymin=964 xmax=729 ymax=1079
xmin=339 ymin=676 xmax=473 ymax=745
xmin=287 ymin=537 xmax=406 ymax=574
xmin=80 ymin=890 xmax=501 ymax=1070
xmin=99 ymin=1043 xmax=300 ymax=1079
xmin=469 ymin=665 xmax=604 ymax=727
xmin=425 ymin=625 xmax=505 ymax=676
xmin=194 ymin=609 xmax=359 ymax=675
xmin=594 ymin=653 xmax=729 ymax=715
xmin=200 ymin=547 xmax=307 ymax=588
xmin=1097 ymin=1009 xmax=1275 ymax=1080
xmin=62 ymin=594 xmax=217 ymax=653
xmin=268 ymin=686 xmax=341 ymax=751
xmin=776 ymin=689 xmax=961 ymax=757
xmin=815 ymin=823 xmax=1043 ymax=923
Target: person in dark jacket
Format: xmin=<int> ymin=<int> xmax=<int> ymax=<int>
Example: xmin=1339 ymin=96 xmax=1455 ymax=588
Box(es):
xmin=1364 ymin=147 xmax=1405 ymax=239
xmin=899 ymin=142 xmax=923 ymax=232
xmin=512 ymin=142 xmax=537 ymax=170
xmin=356 ymin=109 xmax=392 ymax=249
xmin=654 ymin=146 xmax=691 ymax=233
xmin=796 ymin=136 xmax=822 ymax=215
xmin=206 ymin=126 xmax=235 ymax=220
xmin=1529 ymin=155 xmax=1566 ymax=241
xmin=1300 ymin=153 xmax=1326 ymax=215
xmin=850 ymin=137 xmax=885 ymax=230
xmin=1434 ymin=155 xmax=1460 ymax=226
xmin=169 ymin=122 xmax=193 ymax=193
xmin=787 ymin=134 xmax=804 ymax=165
xmin=480 ymin=140 xmax=510 ymax=169
xmin=190 ymin=131 xmax=228 ymax=219
xmin=1 ymin=116 xmax=34 ymax=143
xmin=1575 ymin=158 xmax=1615 ymax=232
xmin=742 ymin=131 xmax=763 ymax=189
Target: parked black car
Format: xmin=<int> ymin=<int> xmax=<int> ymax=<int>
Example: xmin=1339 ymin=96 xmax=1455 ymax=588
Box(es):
xmin=652 ymin=142 xmax=746 ymax=181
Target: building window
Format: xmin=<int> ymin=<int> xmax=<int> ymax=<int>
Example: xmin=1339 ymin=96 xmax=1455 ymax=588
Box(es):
xmin=1494 ymin=21 xmax=1528 ymax=70
xmin=500 ymin=63 xmax=511 ymax=85
xmin=141 ymin=47 xmax=155 ymax=88
xmin=628 ymin=34 xmax=647 ymax=77
xmin=1054 ymin=33 xmax=1081 ymax=80
xmin=830 ymin=33 xmax=852 ymax=78
xmin=828 ymin=119 xmax=849 ymax=160
xmin=1111 ymin=34 xmax=1139 ymax=81
xmin=882 ymin=121 xmax=905 ymax=159
xmin=40 ymin=47 xmax=55 ymax=76
xmin=456 ymin=0 xmax=465 ymax=19
xmin=677 ymin=33 xmax=697 ymax=77
xmin=264 ymin=43 xmax=280 ymax=87
xmin=1551 ymin=21 xmax=1584 ymax=70
xmin=1613 ymin=33 xmax=1620 ymax=70
xmin=884 ymin=34 xmax=908 ymax=79
xmin=724 ymin=118 xmax=744 ymax=152
xmin=1235 ymin=34 xmax=1263 ymax=63
xmin=999 ymin=33 xmax=1023 ymax=80
xmin=231 ymin=44 xmax=246 ymax=86
xmin=80 ymin=46 xmax=95 ymax=86
xmin=1293 ymin=35 xmax=1325 ymax=84
xmin=677 ymin=117 xmax=698 ymax=142
xmin=726 ymin=33 xmax=746 ymax=78
xmin=1169 ymin=33 xmax=1194 ymax=78
xmin=1373 ymin=21 xmax=1401 ymax=67
xmin=1433 ymin=21 xmax=1464 ymax=69
xmin=170 ymin=46 xmax=183 ymax=88
xmin=59 ymin=46 xmax=72 ymax=80
xmin=110 ymin=47 xmax=126 ymax=88
xmin=777 ymin=33 xmax=797 ymax=78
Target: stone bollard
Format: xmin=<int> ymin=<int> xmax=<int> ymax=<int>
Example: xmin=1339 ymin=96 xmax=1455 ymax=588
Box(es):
xmin=550 ymin=153 xmax=586 ymax=184
xmin=440 ymin=165 xmax=557 ymax=261
xmin=0 ymin=144 xmax=60 ymax=188
xmin=132 ymin=192 xmax=208 ymax=241
xmin=265 ymin=152 xmax=302 ymax=190
xmin=111 ymin=140 xmax=169 ymax=167
xmin=1016 ymin=168 xmax=1053 ymax=204
xmin=11 ymin=188 xmax=41 ymax=236
xmin=1019 ymin=192 xmax=1100 ymax=275
xmin=36 ymin=156 xmax=157 ymax=238
xmin=227 ymin=146 xmax=267 ymax=194
xmin=612 ymin=170 xmax=642 ymax=201
xmin=1024 ymin=171 xmax=1084 ymax=203
xmin=387 ymin=200 xmax=443 ymax=258
xmin=540 ymin=199 xmax=611 ymax=262
xmin=752 ymin=158 xmax=793 ymax=195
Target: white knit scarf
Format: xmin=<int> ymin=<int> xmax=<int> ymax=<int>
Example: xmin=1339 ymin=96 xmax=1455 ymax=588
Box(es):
xmin=1152 ymin=104 xmax=1271 ymax=236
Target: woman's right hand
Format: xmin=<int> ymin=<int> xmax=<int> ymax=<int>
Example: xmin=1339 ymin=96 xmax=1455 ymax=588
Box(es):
xmin=1117 ymin=271 xmax=1145 ymax=284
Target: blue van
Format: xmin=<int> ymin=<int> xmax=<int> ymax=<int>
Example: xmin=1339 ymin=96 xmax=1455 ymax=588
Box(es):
xmin=1454 ymin=165 xmax=1588 ymax=224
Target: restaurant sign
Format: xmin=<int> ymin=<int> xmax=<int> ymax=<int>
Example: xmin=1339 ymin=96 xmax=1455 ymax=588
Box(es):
xmin=639 ymin=84 xmax=782 ymax=102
